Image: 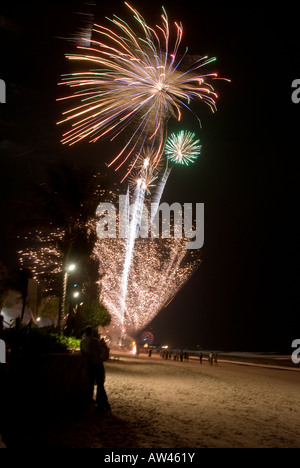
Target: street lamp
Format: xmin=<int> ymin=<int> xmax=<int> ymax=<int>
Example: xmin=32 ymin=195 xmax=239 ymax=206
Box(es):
xmin=58 ymin=263 xmax=76 ymax=335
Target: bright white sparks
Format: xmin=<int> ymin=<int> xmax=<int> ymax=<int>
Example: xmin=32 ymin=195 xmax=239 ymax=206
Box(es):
xmin=94 ymin=191 xmax=201 ymax=334
xmin=95 ymin=236 xmax=201 ymax=334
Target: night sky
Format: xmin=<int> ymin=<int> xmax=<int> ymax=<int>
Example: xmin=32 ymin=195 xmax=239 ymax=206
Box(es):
xmin=0 ymin=1 xmax=299 ymax=351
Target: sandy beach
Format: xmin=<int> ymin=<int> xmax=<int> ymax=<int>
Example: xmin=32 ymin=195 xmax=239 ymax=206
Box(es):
xmin=7 ymin=352 xmax=299 ymax=449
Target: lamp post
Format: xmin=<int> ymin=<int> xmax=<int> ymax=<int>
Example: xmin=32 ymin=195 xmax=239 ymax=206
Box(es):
xmin=58 ymin=263 xmax=75 ymax=335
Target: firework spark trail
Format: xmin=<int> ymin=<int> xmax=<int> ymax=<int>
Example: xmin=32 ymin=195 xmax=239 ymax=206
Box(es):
xmin=150 ymin=166 xmax=172 ymax=225
xmin=57 ymin=3 xmax=223 ymax=180
xmin=120 ymin=143 xmax=174 ymax=328
xmin=120 ymin=181 xmax=146 ymax=328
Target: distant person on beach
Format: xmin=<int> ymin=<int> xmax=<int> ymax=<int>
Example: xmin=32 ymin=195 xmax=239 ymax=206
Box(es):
xmin=199 ymin=352 xmax=203 ymax=364
xmin=80 ymin=326 xmax=110 ymax=411
xmin=208 ymin=352 xmax=213 ymax=366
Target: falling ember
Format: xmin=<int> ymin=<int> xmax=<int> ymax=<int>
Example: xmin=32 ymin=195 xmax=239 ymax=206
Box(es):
xmin=57 ymin=3 xmax=222 ymax=179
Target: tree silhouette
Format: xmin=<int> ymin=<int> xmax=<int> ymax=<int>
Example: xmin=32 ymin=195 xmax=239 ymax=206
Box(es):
xmin=0 ymin=261 xmax=9 ymax=313
xmin=11 ymin=267 xmax=33 ymax=323
xmin=18 ymin=164 xmax=110 ymax=332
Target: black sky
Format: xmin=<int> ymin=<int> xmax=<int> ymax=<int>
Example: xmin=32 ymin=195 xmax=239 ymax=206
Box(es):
xmin=0 ymin=1 xmax=299 ymax=351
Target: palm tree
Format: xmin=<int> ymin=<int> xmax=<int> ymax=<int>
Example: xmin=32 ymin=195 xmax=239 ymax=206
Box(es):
xmin=18 ymin=164 xmax=110 ymax=333
xmin=12 ymin=267 xmax=33 ymax=323
xmin=0 ymin=261 xmax=9 ymax=313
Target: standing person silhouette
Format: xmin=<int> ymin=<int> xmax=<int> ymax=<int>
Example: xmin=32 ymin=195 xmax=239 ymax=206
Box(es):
xmin=80 ymin=326 xmax=110 ymax=411
xmin=214 ymin=353 xmax=218 ymax=366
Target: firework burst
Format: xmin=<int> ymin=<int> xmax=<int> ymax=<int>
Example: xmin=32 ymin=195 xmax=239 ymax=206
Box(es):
xmin=128 ymin=147 xmax=161 ymax=194
xmin=165 ymin=130 xmax=201 ymax=165
xmin=57 ymin=3 xmax=222 ymax=180
xmin=93 ymin=189 xmax=202 ymax=334
xmin=95 ymin=236 xmax=201 ymax=334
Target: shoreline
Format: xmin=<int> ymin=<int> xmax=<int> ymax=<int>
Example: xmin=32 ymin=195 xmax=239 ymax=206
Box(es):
xmin=110 ymin=349 xmax=299 ymax=371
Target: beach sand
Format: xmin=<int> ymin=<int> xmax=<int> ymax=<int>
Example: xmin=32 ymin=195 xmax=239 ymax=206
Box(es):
xmin=10 ymin=352 xmax=299 ymax=448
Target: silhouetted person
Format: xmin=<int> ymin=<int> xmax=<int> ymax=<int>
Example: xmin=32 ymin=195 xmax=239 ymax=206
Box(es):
xmin=148 ymin=349 xmax=152 ymax=357
xmin=0 ymin=315 xmax=4 ymax=334
xmin=214 ymin=353 xmax=218 ymax=366
xmin=80 ymin=326 xmax=110 ymax=411
xmin=199 ymin=352 xmax=203 ymax=364
xmin=208 ymin=352 xmax=213 ymax=366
